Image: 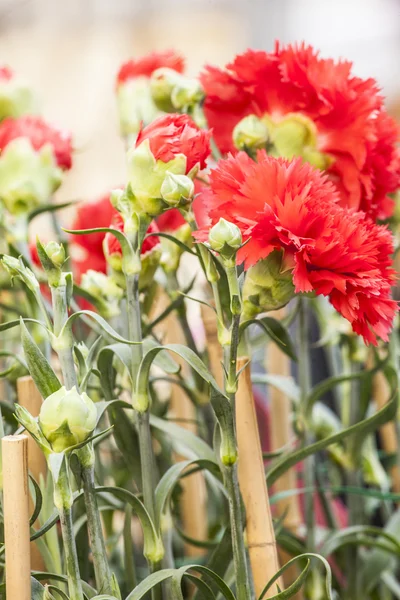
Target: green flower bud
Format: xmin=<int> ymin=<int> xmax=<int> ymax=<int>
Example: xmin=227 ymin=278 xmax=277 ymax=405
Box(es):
xmin=127 ymin=139 xmax=187 ymax=217
xmin=171 ymin=77 xmax=204 ymax=110
xmin=150 ymin=68 xmax=182 ymax=112
xmin=0 ymin=139 xmax=62 ymax=215
xmin=0 ymin=75 xmax=38 ymax=121
xmin=44 ymin=241 xmax=65 ymax=266
xmin=160 ymin=172 xmax=194 ymax=207
xmin=208 ymin=218 xmax=242 ymax=256
xmin=80 ymin=270 xmax=124 ymax=317
xmin=116 ymin=77 xmax=161 ymax=137
xmin=39 ymin=386 xmax=97 ymax=452
xmin=233 ymin=115 xmax=269 ymax=152
xmin=242 ymin=251 xmax=295 ymax=318
xmin=1 ymin=254 xmax=39 ymax=294
xmin=139 ymin=245 xmax=161 ymax=291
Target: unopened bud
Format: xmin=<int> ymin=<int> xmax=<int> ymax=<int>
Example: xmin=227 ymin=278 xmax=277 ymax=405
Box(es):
xmin=39 ymin=386 xmax=97 ymax=452
xmin=208 ymin=218 xmax=242 ymax=256
xmin=233 ymin=115 xmax=269 ymax=152
xmin=150 ymin=68 xmax=181 ymax=112
xmin=242 ymin=251 xmax=295 ymax=318
xmin=171 ymin=78 xmax=204 ymax=110
xmin=45 ymin=241 xmax=65 ymax=266
xmin=160 ymin=172 xmax=194 ymax=207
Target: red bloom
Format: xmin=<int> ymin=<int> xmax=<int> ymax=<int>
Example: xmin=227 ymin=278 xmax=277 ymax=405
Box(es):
xmin=201 ymin=43 xmax=400 ymax=220
xmin=71 ymin=193 xmax=118 ymax=278
xmin=197 ymin=152 xmax=397 ymax=344
xmin=117 ymin=50 xmax=185 ymax=86
xmin=135 ymin=114 xmax=211 ymax=173
xmin=0 ymin=66 xmax=13 ymax=81
xmin=104 ymin=212 xmax=160 ymax=258
xmin=0 ymin=116 xmax=73 ymax=169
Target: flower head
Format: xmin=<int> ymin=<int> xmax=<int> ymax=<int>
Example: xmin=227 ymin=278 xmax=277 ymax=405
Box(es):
xmin=0 ymin=66 xmax=38 ymax=121
xmin=127 ymin=114 xmax=211 ymax=217
xmin=116 ymin=50 xmax=185 ymax=137
xmin=196 ymin=152 xmax=397 ymax=344
xmin=0 ymin=116 xmax=72 ymax=169
xmin=201 ymin=44 xmax=400 ymax=220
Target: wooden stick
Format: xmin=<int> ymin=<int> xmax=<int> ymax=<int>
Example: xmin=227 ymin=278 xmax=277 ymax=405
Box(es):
xmin=154 ymin=290 xmax=208 ymax=556
xmin=2 ymin=434 xmax=31 ymax=600
xmin=17 ymin=376 xmax=47 ymax=572
xmin=266 ymin=310 xmax=303 ymax=597
xmin=236 ymin=357 xmax=282 ymax=597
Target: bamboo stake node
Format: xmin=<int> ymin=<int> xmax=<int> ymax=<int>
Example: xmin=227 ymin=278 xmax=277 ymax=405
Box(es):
xmin=2 ymin=434 xmax=31 ymax=600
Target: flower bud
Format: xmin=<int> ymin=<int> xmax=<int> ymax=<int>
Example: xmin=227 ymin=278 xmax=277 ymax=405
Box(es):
xmin=160 ymin=172 xmax=194 ymax=207
xmin=116 ymin=77 xmax=161 ymax=137
xmin=39 ymin=386 xmax=97 ymax=452
xmin=208 ymin=218 xmax=242 ymax=256
xmin=0 ymin=70 xmax=38 ymax=121
xmin=44 ymin=241 xmax=65 ymax=267
xmin=233 ymin=115 xmax=269 ymax=152
xmin=1 ymin=254 xmax=39 ymax=294
xmin=242 ymin=251 xmax=295 ymax=318
xmin=150 ymin=68 xmax=182 ymax=112
xmin=0 ymin=138 xmax=62 ymax=215
xmin=171 ymin=77 xmax=204 ymax=110
xmin=160 ymin=222 xmax=192 ymax=273
xmin=81 ymin=269 xmax=124 ymax=317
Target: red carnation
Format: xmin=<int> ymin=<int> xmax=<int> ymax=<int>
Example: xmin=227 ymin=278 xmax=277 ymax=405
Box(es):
xmin=104 ymin=212 xmax=160 ymax=258
xmin=117 ymin=50 xmax=185 ymax=86
xmin=0 ymin=116 xmax=72 ymax=170
xmin=201 ymin=43 xmax=400 ymax=220
xmin=196 ymin=152 xmax=397 ymax=345
xmin=135 ymin=113 xmax=211 ymax=174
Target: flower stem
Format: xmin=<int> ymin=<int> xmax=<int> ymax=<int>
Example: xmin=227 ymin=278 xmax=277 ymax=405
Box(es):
xmin=297 ymin=298 xmax=315 ymax=552
xmin=51 ymin=284 xmax=78 ymax=390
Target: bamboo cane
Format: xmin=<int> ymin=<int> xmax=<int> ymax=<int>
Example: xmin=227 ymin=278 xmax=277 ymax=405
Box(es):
xmin=153 ymin=289 xmax=208 ymax=556
xmin=266 ymin=310 xmax=303 ymax=597
xmin=2 ymin=434 xmax=31 ymax=600
xmin=236 ymin=357 xmax=282 ymax=598
xmin=17 ymin=376 xmax=47 ymax=571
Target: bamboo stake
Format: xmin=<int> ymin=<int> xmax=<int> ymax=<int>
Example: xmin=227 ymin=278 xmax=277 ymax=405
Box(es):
xmin=17 ymin=376 xmax=47 ymax=572
xmin=266 ymin=310 xmax=303 ymax=597
xmin=236 ymin=357 xmax=282 ymax=598
xmin=154 ymin=289 xmax=208 ymax=556
xmin=2 ymin=434 xmax=31 ymax=600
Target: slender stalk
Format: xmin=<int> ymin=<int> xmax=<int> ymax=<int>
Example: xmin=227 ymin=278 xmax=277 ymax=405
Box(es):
xmin=137 ymin=411 xmax=157 ymax=523
xmin=51 ymin=284 xmax=78 ymax=390
xmin=126 ymin=273 xmax=143 ymax=383
xmin=297 ymin=298 xmax=315 ymax=552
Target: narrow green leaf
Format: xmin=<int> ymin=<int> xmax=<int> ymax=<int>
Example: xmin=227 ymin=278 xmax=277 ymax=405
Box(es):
xmin=28 ymin=201 xmax=76 ymax=223
xmin=63 ymin=310 xmax=141 ymax=346
xmin=240 ymin=317 xmax=296 ymax=361
xmin=150 ymin=414 xmax=217 ymax=463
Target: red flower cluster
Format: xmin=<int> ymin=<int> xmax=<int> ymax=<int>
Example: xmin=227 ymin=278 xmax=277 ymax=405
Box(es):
xmin=117 ymin=50 xmax=185 ymax=86
xmin=0 ymin=116 xmax=73 ymax=169
xmin=201 ymin=44 xmax=400 ymax=220
xmin=197 ymin=151 xmax=397 ymax=344
xmin=0 ymin=66 xmax=13 ymax=81
xmin=135 ymin=113 xmax=211 ymax=174
xmin=104 ymin=213 xmax=160 ymax=259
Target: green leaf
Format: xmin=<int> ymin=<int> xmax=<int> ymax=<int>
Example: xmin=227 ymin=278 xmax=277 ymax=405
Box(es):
xmin=29 ymin=475 xmax=43 ymax=526
xmin=126 ymin=569 xmax=176 ymax=600
xmin=251 ymin=373 xmax=300 ymax=403
xmin=267 ymin=366 xmax=398 ymax=486
xmin=147 ymin=231 xmax=196 ymax=255
xmin=320 ymin=525 xmax=400 ymax=557
xmin=240 ymin=317 xmax=296 ymax=361
xmin=63 ymin=226 xmax=134 ymax=264
xmin=258 ymin=553 xmax=332 ymax=600
xmin=20 ymin=319 xmax=61 ymax=399
xmin=31 ymin=577 xmax=48 ymax=599
xmin=45 ymin=586 xmax=69 ymax=600
xmin=28 ymin=200 xmax=76 ymax=223
xmin=62 ymin=310 xmax=141 ymax=346
xmin=150 ymin=414 xmax=217 ymax=463
xmin=155 ymin=459 xmax=221 ymax=529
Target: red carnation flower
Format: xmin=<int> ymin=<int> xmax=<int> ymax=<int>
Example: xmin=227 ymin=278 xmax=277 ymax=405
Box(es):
xmin=0 ymin=66 xmax=13 ymax=81
xmin=196 ymin=152 xmax=396 ymax=345
xmin=0 ymin=116 xmax=73 ymax=170
xmin=201 ymin=43 xmax=400 ymax=220
xmin=104 ymin=212 xmax=160 ymax=258
xmin=71 ymin=192 xmax=118 ymax=278
xmin=135 ymin=113 xmax=211 ymax=174
xmin=117 ymin=50 xmax=185 ymax=86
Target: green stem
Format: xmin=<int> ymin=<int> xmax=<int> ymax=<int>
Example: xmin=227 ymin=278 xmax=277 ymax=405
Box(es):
xmin=51 ymin=284 xmax=78 ymax=390
xmin=126 ymin=273 xmax=143 ymax=387
xmin=297 ymin=298 xmax=315 ymax=552
xmin=137 ymin=411 xmax=157 ymax=524
xmin=79 ymin=445 xmax=114 ymax=595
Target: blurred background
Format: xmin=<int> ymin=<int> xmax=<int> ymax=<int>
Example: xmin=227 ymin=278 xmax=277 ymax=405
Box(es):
xmin=1 ymin=0 xmax=400 ymax=202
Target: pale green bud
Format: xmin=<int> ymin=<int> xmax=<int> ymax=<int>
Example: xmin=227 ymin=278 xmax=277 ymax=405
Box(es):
xmin=0 ymin=139 xmax=62 ymax=215
xmin=0 ymin=76 xmax=39 ymax=121
xmin=242 ymin=251 xmax=295 ymax=318
xmin=150 ymin=68 xmax=182 ymax=112
xmin=127 ymin=139 xmax=187 ymax=217
xmin=1 ymin=254 xmax=39 ymax=293
xmin=233 ymin=115 xmax=269 ymax=152
xmin=45 ymin=241 xmax=65 ymax=266
xmin=116 ymin=77 xmax=161 ymax=137
xmin=171 ymin=77 xmax=204 ymax=110
xmin=81 ymin=269 xmax=124 ymax=317
xmin=208 ymin=218 xmax=242 ymax=255
xmin=160 ymin=172 xmax=194 ymax=207
xmin=39 ymin=386 xmax=97 ymax=452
